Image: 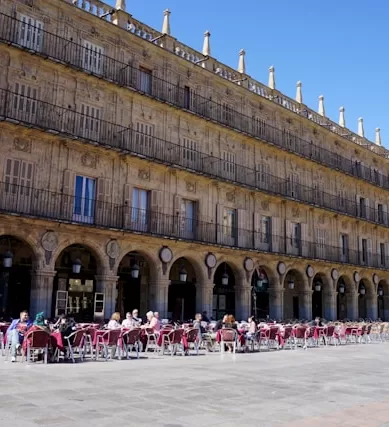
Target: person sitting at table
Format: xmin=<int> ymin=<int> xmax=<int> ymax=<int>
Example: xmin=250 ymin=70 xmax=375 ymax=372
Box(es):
xmin=6 ymin=310 xmax=32 ymax=362
xmin=144 ymin=311 xmax=160 ymax=332
xmin=193 ymin=313 xmax=206 ymax=336
xmin=201 ymin=311 xmax=210 ymax=322
xmin=122 ymin=312 xmax=136 ymax=329
xmin=56 ymin=316 xmax=77 ymax=344
xmin=30 ymin=312 xmax=50 ymax=333
xmin=214 ymin=314 xmax=228 ymax=331
xmin=107 ymin=312 xmax=121 ymax=329
xmin=132 ymin=309 xmax=142 ymax=325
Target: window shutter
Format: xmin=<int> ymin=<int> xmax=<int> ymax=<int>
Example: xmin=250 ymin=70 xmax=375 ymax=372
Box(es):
xmin=358 ymin=236 xmax=362 ymax=264
xmin=237 ymin=208 xmax=248 ymax=248
xmin=123 ymin=183 xmax=132 ymax=228
xmin=173 ymin=194 xmax=182 ymax=235
xmin=356 ymin=194 xmax=360 ymax=217
xmin=365 ymin=198 xmax=370 ymax=220
xmin=385 ymin=243 xmax=389 ymax=267
xmin=216 ymin=203 xmax=224 ymax=244
xmin=285 ymin=219 xmax=293 ymax=253
xmin=253 ymin=212 xmax=261 ymax=249
xmin=62 ymin=169 xmax=75 ymax=220
xmin=300 ymin=223 xmax=308 ymax=256
xmin=383 ymin=204 xmax=388 ymax=225
xmin=271 ymin=217 xmax=281 ymax=253
xmin=367 ymin=238 xmax=372 ymax=266
xmin=96 ymin=178 xmax=111 ymax=226
xmin=150 ymin=190 xmax=162 ymax=233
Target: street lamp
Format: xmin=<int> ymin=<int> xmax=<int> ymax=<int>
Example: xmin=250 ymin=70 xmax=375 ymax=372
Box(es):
xmin=288 ymin=279 xmax=294 ymax=290
xmin=359 ymin=284 xmax=366 ymax=295
xmin=314 ymin=282 xmax=322 ymax=292
xmin=378 ymin=287 xmax=384 ymax=297
xmin=131 ymin=263 xmax=140 ymax=279
xmin=222 ymin=272 xmax=229 ymax=286
xmin=72 ymin=258 xmax=82 ymax=274
xmin=3 ymin=250 xmax=13 ymax=268
xmin=338 ymin=283 xmax=345 ymax=294
xmin=179 ymin=266 xmax=187 ymax=282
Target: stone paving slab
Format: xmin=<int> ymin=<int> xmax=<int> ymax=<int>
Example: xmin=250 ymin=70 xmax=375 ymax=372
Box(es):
xmin=2 ymin=343 xmax=389 ymax=426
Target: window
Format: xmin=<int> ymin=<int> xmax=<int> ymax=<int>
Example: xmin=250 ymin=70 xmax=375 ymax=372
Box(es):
xmin=19 ymin=15 xmax=43 ymax=51
xmin=4 ymin=158 xmax=34 ymax=198
xmin=313 ymin=181 xmax=324 ymax=204
xmin=80 ymin=104 xmax=100 ymax=141
xmin=223 ymin=208 xmax=236 ymax=238
xmin=222 ymin=151 xmax=236 ymax=180
xmin=131 ymin=188 xmax=149 ymax=231
xmin=340 ymin=234 xmax=349 ymax=262
xmin=256 ymin=162 xmax=270 ymax=189
xmin=287 ymin=174 xmax=299 ymax=199
xmin=135 ymin=122 xmax=154 ymax=156
xmin=139 ymin=67 xmax=152 ymax=94
xmin=373 ymin=169 xmax=381 ymax=185
xmin=12 ymin=83 xmax=37 ymax=121
xmin=181 ymin=138 xmax=198 ymax=168
xmin=338 ymin=189 xmax=346 ymax=210
xmin=359 ymin=197 xmax=366 ymax=218
xmin=252 ymin=117 xmax=265 ymax=138
xmin=378 ymin=204 xmax=384 ymax=223
xmin=261 ymin=216 xmax=271 ymax=244
xmin=183 ymin=86 xmax=191 ymax=110
xmin=355 ymin=161 xmax=362 ymax=177
xmin=82 ymin=41 xmax=104 ymax=74
xmin=380 ymin=243 xmax=386 ymax=266
xmin=180 ymin=199 xmax=196 ymax=236
xmin=73 ymin=176 xmax=96 ymax=223
xmin=292 ymin=223 xmax=301 ymax=248
xmin=316 ymin=228 xmax=326 ymax=259
xmin=361 ymin=238 xmax=368 ymax=264
xmin=222 ymin=103 xmax=233 ymax=124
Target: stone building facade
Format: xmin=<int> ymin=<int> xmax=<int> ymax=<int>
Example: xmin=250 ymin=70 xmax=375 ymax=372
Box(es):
xmin=0 ymin=0 xmax=388 ymax=321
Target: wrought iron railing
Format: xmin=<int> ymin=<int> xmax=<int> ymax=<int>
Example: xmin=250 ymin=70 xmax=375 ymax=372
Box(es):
xmin=0 ymin=180 xmax=387 ymax=269
xmin=0 ymin=87 xmax=387 ymax=229
xmin=0 ymin=12 xmax=387 ymax=191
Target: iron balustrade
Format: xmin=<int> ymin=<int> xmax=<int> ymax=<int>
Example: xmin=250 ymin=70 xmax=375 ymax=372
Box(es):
xmin=0 ymin=12 xmax=387 ymax=191
xmin=0 ymin=87 xmax=387 ymax=229
xmin=0 ymin=180 xmax=387 ymax=269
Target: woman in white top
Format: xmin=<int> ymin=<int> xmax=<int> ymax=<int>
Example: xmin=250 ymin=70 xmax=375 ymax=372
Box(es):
xmin=122 ymin=312 xmax=136 ymax=329
xmin=107 ymin=312 xmax=121 ymax=329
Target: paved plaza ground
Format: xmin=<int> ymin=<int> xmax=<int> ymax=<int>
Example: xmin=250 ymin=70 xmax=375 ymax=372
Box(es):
xmin=1 ymin=343 xmax=389 ymax=427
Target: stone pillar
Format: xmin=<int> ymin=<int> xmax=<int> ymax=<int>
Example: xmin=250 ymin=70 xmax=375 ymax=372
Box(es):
xmin=195 ymin=282 xmax=214 ymax=318
xmin=111 ymin=9 xmax=130 ymax=30
xmin=323 ymin=291 xmax=337 ymax=321
xmin=346 ymin=290 xmax=358 ymax=320
xmin=235 ymin=285 xmax=251 ymax=321
xmin=95 ymin=275 xmax=119 ymax=320
xmin=30 ymin=270 xmax=57 ymax=317
xmin=299 ymin=290 xmax=313 ymax=320
xmin=269 ymin=287 xmax=283 ymax=320
xmin=383 ymin=296 xmax=389 ymax=321
xmin=367 ymin=294 xmax=378 ymax=320
xmin=149 ymin=279 xmax=170 ymax=319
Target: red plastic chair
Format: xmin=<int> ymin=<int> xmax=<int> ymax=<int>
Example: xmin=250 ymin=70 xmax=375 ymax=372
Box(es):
xmin=144 ymin=327 xmax=158 ymax=353
xmin=122 ymin=328 xmax=141 ymax=359
xmin=24 ymin=330 xmax=50 ymax=364
xmin=257 ymin=328 xmax=270 ymax=351
xmin=96 ymin=329 xmax=121 ymax=361
xmin=220 ymin=328 xmax=237 ymax=354
xmin=282 ymin=326 xmax=295 ymax=350
xmin=293 ymin=326 xmax=308 ymax=349
xmin=184 ymin=328 xmax=201 ymax=355
xmin=65 ymin=329 xmax=86 ymax=363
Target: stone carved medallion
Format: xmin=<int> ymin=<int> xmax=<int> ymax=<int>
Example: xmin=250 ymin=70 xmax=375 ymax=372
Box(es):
xmin=81 ymin=153 xmax=97 ymax=168
xmin=277 ymin=262 xmax=286 ymax=275
xmin=138 ymin=169 xmax=150 ymax=180
xmin=243 ymin=257 xmax=254 ymax=272
xmin=226 ymin=191 xmax=235 ymax=203
xmin=106 ymin=240 xmax=120 ymax=259
xmin=41 ymin=231 xmax=59 ymax=252
xmin=261 ymin=200 xmax=269 ymax=211
xmin=159 ymin=246 xmax=173 ymax=263
xmin=354 ymin=271 xmax=360 ymax=283
xmin=186 ymin=181 xmax=196 ymax=193
xmin=205 ymin=253 xmax=217 ymax=268
xmin=14 ymin=138 xmax=31 ymax=153
xmin=292 ymin=207 xmax=300 ymax=218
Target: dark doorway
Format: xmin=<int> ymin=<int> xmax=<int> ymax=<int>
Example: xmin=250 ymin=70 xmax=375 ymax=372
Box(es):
xmin=293 ymin=296 xmax=299 ymax=319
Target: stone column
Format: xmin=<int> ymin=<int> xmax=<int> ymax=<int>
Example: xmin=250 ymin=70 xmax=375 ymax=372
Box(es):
xmin=195 ymin=282 xmax=214 ymax=318
xmin=323 ymin=291 xmax=337 ymax=321
xmin=299 ymin=290 xmax=313 ymax=320
xmin=346 ymin=290 xmax=358 ymax=320
xmin=95 ymin=275 xmax=119 ymax=320
xmin=30 ymin=270 xmax=57 ymax=317
xmin=268 ymin=287 xmax=283 ymax=320
xmin=367 ymin=294 xmax=378 ymax=320
xmin=149 ymin=279 xmax=170 ymax=319
xmin=383 ymin=296 xmax=389 ymax=321
xmin=235 ymin=285 xmax=252 ymax=321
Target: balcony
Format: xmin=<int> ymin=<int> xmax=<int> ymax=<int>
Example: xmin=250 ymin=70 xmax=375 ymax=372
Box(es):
xmin=0 ymin=12 xmax=388 ymax=191
xmin=0 ymin=87 xmax=387 ymax=230
xmin=0 ymin=180 xmax=387 ymax=270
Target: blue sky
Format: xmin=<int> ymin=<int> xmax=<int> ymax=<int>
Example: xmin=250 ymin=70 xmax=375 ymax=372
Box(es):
xmin=108 ymin=0 xmax=388 ymax=146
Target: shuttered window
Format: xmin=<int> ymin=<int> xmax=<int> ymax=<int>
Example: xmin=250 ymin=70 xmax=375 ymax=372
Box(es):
xmin=135 ymin=122 xmax=154 ymax=156
xmin=12 ymin=83 xmax=37 ymax=120
xmin=139 ymin=67 xmax=152 ymax=94
xmin=80 ymin=104 xmax=100 ymax=141
xmin=19 ymin=15 xmax=43 ymax=51
xmin=222 ymin=151 xmax=236 ymax=180
xmin=4 ymin=158 xmax=34 ymax=195
xmin=82 ymin=40 xmax=104 ymax=74
xmin=182 ymin=138 xmax=198 ymax=168
xmin=256 ymin=162 xmax=269 ymax=188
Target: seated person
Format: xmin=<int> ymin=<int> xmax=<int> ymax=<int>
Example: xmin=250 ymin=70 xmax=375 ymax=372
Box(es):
xmin=6 ymin=310 xmax=32 ymax=362
xmin=132 ymin=309 xmax=142 ymax=326
xmin=107 ymin=312 xmax=121 ymax=329
xmin=122 ymin=312 xmax=136 ymax=329
xmin=201 ymin=311 xmax=210 ymax=322
xmin=143 ymin=311 xmax=160 ymax=332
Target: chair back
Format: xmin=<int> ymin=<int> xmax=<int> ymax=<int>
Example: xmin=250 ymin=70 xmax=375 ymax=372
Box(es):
xmin=123 ymin=328 xmax=141 ymax=345
xmin=294 ymin=326 xmax=307 ymax=339
xmin=326 ymin=325 xmax=335 ymax=337
xmin=220 ymin=328 xmax=236 ymax=343
xmin=269 ymin=326 xmax=279 ymax=340
xmin=104 ymin=329 xmax=121 ymax=346
xmin=283 ymin=326 xmax=294 ymax=340
xmin=185 ymin=328 xmax=200 ymax=343
xmin=26 ymin=330 xmax=50 ymax=348
xmin=172 ymin=329 xmax=185 ymax=344
xmin=68 ymin=329 xmax=86 ymax=347
xmin=145 ymin=327 xmax=156 ymax=336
